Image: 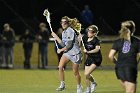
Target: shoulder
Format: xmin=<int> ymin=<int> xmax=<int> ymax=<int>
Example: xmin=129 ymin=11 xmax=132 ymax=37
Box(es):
xmin=113 ymin=39 xmax=122 ymax=44
xmin=66 ymin=27 xmax=75 ymax=33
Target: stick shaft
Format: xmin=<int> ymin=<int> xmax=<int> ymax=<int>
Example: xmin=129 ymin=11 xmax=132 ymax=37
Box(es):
xmin=48 ymin=22 xmax=53 ymax=32
xmin=46 ymin=17 xmax=59 ymax=49
xmin=54 ymin=40 xmax=59 ymax=49
xmin=79 ymin=33 xmax=85 ymax=49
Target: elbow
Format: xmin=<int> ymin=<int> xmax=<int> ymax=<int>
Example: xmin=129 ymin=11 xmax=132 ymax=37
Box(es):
xmin=108 ymin=54 xmax=113 ymax=60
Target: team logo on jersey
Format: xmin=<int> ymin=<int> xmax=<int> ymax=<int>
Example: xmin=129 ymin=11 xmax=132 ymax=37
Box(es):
xmin=122 ymin=41 xmax=131 ymax=53
xmin=87 ymin=44 xmax=93 ymax=49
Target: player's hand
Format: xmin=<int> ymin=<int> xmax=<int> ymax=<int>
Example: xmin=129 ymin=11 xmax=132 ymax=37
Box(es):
xmin=57 ymin=49 xmax=62 ymax=54
xmin=83 ymin=49 xmax=87 ymax=53
xmin=38 ymin=35 xmax=42 ymax=40
xmin=51 ymin=31 xmax=56 ymax=37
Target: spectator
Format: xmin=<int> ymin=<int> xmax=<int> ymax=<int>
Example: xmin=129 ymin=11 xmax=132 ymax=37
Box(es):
xmin=37 ymin=22 xmax=50 ymax=69
xmin=19 ymin=29 xmax=35 ymax=69
xmin=3 ymin=23 xmax=15 ymax=69
xmin=0 ymin=33 xmax=4 ymax=68
xmin=80 ymin=5 xmax=94 ymax=30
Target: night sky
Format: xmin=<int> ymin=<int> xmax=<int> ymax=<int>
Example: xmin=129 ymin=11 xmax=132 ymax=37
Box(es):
xmin=0 ymin=0 xmax=140 ymax=35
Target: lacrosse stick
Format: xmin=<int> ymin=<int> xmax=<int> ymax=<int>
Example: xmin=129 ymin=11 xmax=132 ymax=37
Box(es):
xmin=75 ymin=23 xmax=85 ymax=49
xmin=43 ymin=9 xmax=58 ymax=49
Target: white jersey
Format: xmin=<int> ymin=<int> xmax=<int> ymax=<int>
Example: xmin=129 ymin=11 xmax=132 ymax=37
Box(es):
xmin=62 ymin=27 xmax=81 ymax=55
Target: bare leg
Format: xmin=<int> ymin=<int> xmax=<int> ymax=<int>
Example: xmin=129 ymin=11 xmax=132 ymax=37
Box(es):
xmin=84 ymin=64 xmax=96 ymax=86
xmin=120 ymin=80 xmax=125 ymax=90
xmin=124 ymin=81 xmax=136 ymax=93
xmin=72 ymin=63 xmax=81 ymax=85
xmin=72 ymin=63 xmax=82 ymax=93
xmin=58 ymin=55 xmax=69 ymax=82
xmin=84 ymin=64 xmax=97 ymax=92
xmin=56 ymin=55 xmax=69 ymax=91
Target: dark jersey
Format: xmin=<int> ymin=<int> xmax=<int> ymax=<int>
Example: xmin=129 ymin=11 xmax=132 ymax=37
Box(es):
xmin=83 ymin=35 xmax=102 ymax=58
xmin=3 ymin=30 xmax=15 ymax=48
xmin=112 ymin=36 xmax=140 ymax=67
xmin=38 ymin=30 xmax=50 ymax=46
xmin=20 ymin=33 xmax=35 ymax=49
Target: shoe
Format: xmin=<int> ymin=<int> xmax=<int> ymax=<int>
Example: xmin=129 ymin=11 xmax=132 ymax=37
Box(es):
xmin=77 ymin=85 xmax=82 ymax=93
xmin=91 ymin=82 xmax=97 ymax=92
xmin=56 ymin=86 xmax=65 ymax=91
xmin=8 ymin=64 xmax=13 ymax=68
xmin=83 ymin=87 xmax=91 ymax=93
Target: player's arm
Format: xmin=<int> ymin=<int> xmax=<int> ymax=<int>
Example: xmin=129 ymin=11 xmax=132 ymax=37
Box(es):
xmin=108 ymin=49 xmax=117 ymax=64
xmin=86 ymin=45 xmax=101 ymax=53
xmin=51 ymin=31 xmax=62 ymax=45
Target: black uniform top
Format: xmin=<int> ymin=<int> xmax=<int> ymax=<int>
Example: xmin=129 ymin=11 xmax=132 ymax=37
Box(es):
xmin=38 ymin=30 xmax=50 ymax=46
xmin=112 ymin=36 xmax=140 ymax=67
xmin=20 ymin=33 xmax=35 ymax=49
xmin=83 ymin=35 xmax=102 ymax=58
xmin=3 ymin=30 xmax=15 ymax=48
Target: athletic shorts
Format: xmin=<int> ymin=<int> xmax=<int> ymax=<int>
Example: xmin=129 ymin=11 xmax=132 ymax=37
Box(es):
xmin=84 ymin=57 xmax=102 ymax=66
xmin=63 ymin=52 xmax=82 ymax=64
xmin=115 ymin=66 xmax=137 ymax=83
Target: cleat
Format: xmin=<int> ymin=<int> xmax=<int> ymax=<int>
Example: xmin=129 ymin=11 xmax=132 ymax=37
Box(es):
xmin=77 ymin=85 xmax=82 ymax=93
xmin=83 ymin=87 xmax=91 ymax=93
xmin=91 ymin=82 xmax=97 ymax=92
xmin=56 ymin=86 xmax=65 ymax=91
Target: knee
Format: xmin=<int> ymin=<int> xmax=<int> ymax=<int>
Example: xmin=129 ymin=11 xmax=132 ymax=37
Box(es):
xmin=73 ymin=71 xmax=80 ymax=77
xmin=84 ymin=73 xmax=90 ymax=79
xmin=126 ymin=91 xmax=134 ymax=93
xmin=126 ymin=88 xmax=135 ymax=93
xmin=126 ymin=90 xmax=135 ymax=93
xmin=58 ymin=66 xmax=64 ymax=71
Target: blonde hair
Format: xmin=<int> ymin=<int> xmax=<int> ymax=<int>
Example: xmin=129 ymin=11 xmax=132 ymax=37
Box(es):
xmin=119 ymin=20 xmax=135 ymax=40
xmin=61 ymin=16 xmax=81 ymax=32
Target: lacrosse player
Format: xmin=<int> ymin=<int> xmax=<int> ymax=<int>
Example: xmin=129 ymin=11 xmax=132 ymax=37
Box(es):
xmin=109 ymin=20 xmax=140 ymax=93
xmin=51 ymin=16 xmax=83 ymax=93
xmin=82 ymin=25 xmax=102 ymax=93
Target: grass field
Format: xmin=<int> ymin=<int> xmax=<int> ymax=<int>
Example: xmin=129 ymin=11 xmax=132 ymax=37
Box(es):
xmin=13 ymin=42 xmax=140 ymax=68
xmin=1 ymin=42 xmax=140 ymax=93
xmin=12 ymin=42 xmax=114 ymax=68
xmin=0 ymin=69 xmax=140 ymax=93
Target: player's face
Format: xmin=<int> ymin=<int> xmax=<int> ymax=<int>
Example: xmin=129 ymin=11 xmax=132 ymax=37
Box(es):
xmin=60 ymin=19 xmax=69 ymax=30
xmin=87 ymin=28 xmax=95 ymax=38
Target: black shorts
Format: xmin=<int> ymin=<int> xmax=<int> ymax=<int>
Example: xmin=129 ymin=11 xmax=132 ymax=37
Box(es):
xmin=84 ymin=57 xmax=102 ymax=66
xmin=115 ymin=66 xmax=137 ymax=83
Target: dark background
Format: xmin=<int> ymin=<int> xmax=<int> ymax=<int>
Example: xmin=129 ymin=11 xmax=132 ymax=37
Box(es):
xmin=0 ymin=0 xmax=140 ymax=35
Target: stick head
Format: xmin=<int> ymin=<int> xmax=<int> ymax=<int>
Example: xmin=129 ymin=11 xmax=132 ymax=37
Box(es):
xmin=75 ymin=23 xmax=82 ymax=33
xmin=43 ymin=9 xmax=51 ymax=23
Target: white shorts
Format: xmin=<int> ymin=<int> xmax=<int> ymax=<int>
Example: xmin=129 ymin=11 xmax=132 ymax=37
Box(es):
xmin=63 ymin=53 xmax=82 ymax=64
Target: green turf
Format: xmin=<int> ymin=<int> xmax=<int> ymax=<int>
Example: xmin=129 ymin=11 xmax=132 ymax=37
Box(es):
xmin=13 ymin=42 xmax=116 ymax=67
xmin=0 ymin=70 xmax=140 ymax=93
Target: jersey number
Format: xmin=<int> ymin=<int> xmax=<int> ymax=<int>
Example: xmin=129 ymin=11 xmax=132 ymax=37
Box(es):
xmin=122 ymin=41 xmax=131 ymax=53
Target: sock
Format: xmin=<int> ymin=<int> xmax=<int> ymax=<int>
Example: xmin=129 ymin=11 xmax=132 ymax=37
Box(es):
xmin=89 ymin=75 xmax=95 ymax=83
xmin=87 ymin=87 xmax=90 ymax=90
xmin=60 ymin=81 xmax=65 ymax=88
xmin=77 ymin=84 xmax=82 ymax=88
